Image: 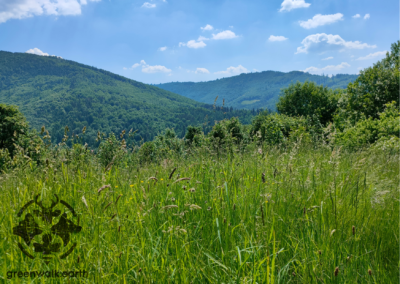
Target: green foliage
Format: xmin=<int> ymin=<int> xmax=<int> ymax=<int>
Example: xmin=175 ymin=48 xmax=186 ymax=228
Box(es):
xmin=340 ymin=41 xmax=399 ymax=123
xmin=277 ymin=81 xmax=342 ymax=125
xmin=184 ymin=125 xmax=203 ymax=146
xmin=156 ymin=71 xmax=357 ymax=110
xmin=138 ymin=141 xmax=156 ymax=164
xmin=334 ymin=101 xmax=400 ymax=149
xmin=98 ymin=133 xmax=126 ymax=167
xmin=208 ymin=117 xmax=245 ymax=147
xmin=0 ymin=51 xmax=255 ymax=146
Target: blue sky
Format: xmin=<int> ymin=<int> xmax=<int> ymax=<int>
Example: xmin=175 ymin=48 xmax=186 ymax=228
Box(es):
xmin=0 ymin=0 xmax=398 ymax=83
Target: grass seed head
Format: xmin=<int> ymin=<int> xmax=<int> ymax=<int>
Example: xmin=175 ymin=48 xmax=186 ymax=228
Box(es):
xmin=334 ymin=267 xmax=339 ymax=276
xmin=368 ymin=269 xmax=372 ymax=276
xmin=352 ymin=226 xmax=355 ymax=235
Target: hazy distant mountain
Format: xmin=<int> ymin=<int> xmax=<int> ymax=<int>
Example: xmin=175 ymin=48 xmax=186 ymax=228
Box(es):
xmin=155 ymin=71 xmax=358 ymax=110
xmin=0 ymin=51 xmax=254 ymax=145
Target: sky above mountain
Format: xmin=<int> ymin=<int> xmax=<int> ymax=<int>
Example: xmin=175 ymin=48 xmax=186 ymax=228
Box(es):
xmin=0 ymin=0 xmax=397 ymax=84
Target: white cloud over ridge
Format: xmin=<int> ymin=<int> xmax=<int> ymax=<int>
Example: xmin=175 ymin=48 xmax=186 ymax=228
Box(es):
xmin=296 ymin=33 xmax=376 ymax=54
xmin=299 ymin=13 xmax=343 ymax=29
xmin=212 ymin=30 xmax=238 ymax=40
xmin=357 ymin=51 xmax=387 ymax=60
xmin=279 ymin=0 xmax=310 ymax=12
xmin=268 ymin=35 xmax=287 ymax=42
xmin=124 ymin=60 xmax=171 ymax=73
xmin=141 ymin=2 xmax=156 ymax=8
xmin=195 ymin=68 xmax=210 ymax=74
xmin=0 ymin=0 xmax=100 ymax=23
xmin=26 ymin=48 xmax=49 ymax=56
xmin=303 ymin=62 xmax=350 ymax=74
xmin=201 ymin=24 xmax=213 ymax=31
xmin=215 ymin=65 xmax=248 ymax=75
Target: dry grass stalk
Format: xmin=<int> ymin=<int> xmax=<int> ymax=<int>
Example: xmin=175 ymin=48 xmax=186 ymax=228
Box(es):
xmin=148 ymin=177 xmax=158 ymax=182
xmin=173 ymin=177 xmax=191 ymax=183
xmin=98 ymin=184 xmax=111 ymax=194
xmin=169 ymin=167 xmax=177 ymax=179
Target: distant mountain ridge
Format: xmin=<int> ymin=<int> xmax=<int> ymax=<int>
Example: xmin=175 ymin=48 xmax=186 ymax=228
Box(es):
xmin=0 ymin=51 xmax=254 ymax=145
xmin=155 ymin=71 xmax=358 ymax=110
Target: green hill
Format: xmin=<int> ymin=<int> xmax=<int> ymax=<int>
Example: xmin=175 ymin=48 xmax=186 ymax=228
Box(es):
xmin=0 ymin=51 xmax=254 ymax=146
xmin=155 ymin=71 xmax=358 ymax=110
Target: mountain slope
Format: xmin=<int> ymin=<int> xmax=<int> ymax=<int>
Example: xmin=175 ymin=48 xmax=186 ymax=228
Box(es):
xmin=0 ymin=51 xmax=254 ymax=145
xmin=155 ymin=71 xmax=358 ymax=110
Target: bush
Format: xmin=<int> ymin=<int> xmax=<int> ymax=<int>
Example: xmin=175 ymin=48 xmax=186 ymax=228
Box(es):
xmin=98 ymin=133 xmax=126 ymax=167
xmin=277 ymin=81 xmax=341 ymax=125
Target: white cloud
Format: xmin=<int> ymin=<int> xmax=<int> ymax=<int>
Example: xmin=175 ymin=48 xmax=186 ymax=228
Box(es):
xmin=141 ymin=2 xmax=156 ymax=8
xmin=195 ymin=68 xmax=210 ymax=74
xmin=124 ymin=60 xmax=171 ymax=73
xmin=268 ymin=35 xmax=288 ymax=42
xmin=352 ymin=14 xmax=360 ymax=18
xmin=187 ymin=40 xmax=206 ymax=49
xmin=215 ymin=65 xmax=249 ymax=75
xmin=142 ymin=65 xmax=171 ymax=73
xmin=322 ymin=56 xmax=333 ymax=60
xmin=179 ymin=42 xmax=186 ymax=47
xmin=299 ymin=13 xmax=343 ymax=29
xmin=212 ymin=30 xmax=238 ymax=40
xmin=26 ymin=48 xmax=49 ymax=56
xmin=303 ymin=62 xmax=350 ymax=74
xmin=197 ymin=36 xmax=209 ymax=41
xmin=158 ymin=46 xmax=167 ymax=51
xmin=357 ymin=51 xmax=387 ymax=60
xmin=364 ymin=14 xmax=370 ymax=20
xmin=296 ymin=33 xmax=376 ymax=54
xmin=279 ymin=0 xmax=310 ymax=12
xmin=229 ymin=25 xmax=234 ymax=29
xmin=201 ymin=24 xmax=213 ymax=31
xmin=0 ymin=0 xmax=100 ymax=23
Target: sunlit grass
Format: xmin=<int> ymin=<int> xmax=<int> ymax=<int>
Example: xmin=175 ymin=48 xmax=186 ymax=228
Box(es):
xmin=0 ymin=143 xmax=398 ymax=283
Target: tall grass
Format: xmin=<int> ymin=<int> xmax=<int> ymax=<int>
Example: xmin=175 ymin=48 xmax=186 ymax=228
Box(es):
xmin=0 ymin=141 xmax=398 ymax=283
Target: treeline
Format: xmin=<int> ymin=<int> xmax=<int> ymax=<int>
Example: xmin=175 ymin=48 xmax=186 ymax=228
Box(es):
xmin=0 ymin=41 xmax=398 ymax=171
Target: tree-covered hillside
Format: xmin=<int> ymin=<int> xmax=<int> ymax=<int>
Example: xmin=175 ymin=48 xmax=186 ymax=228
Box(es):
xmin=155 ymin=71 xmax=358 ymax=110
xmin=0 ymin=51 xmax=255 ymax=146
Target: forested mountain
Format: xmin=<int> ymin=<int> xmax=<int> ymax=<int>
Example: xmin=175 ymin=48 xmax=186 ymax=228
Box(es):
xmin=155 ymin=71 xmax=358 ymax=110
xmin=0 ymin=51 xmax=255 ymax=146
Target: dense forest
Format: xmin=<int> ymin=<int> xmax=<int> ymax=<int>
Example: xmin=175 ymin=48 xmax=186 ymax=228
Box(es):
xmin=155 ymin=71 xmax=358 ymax=110
xmin=0 ymin=51 xmax=256 ymax=146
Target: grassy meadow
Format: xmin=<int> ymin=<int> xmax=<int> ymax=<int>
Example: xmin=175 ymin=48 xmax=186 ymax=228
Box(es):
xmin=0 ymin=141 xmax=398 ymax=283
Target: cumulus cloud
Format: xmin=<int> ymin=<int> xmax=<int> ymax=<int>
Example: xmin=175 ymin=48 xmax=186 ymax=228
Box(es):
xmin=279 ymin=0 xmax=310 ymax=12
xmin=364 ymin=14 xmax=370 ymax=19
xmin=268 ymin=35 xmax=288 ymax=42
xmin=296 ymin=33 xmax=376 ymax=54
xmin=195 ymin=68 xmax=210 ymax=74
xmin=197 ymin=36 xmax=209 ymax=41
xmin=141 ymin=2 xmax=156 ymax=8
xmin=357 ymin=51 xmax=387 ymax=60
xmin=201 ymin=24 xmax=213 ymax=31
xmin=215 ymin=65 xmax=248 ymax=75
xmin=187 ymin=40 xmax=206 ymax=49
xmin=352 ymin=14 xmax=360 ymax=18
xmin=179 ymin=42 xmax=186 ymax=47
xmin=212 ymin=30 xmax=238 ymax=40
xmin=299 ymin=13 xmax=343 ymax=29
xmin=322 ymin=56 xmax=333 ymax=60
xmin=158 ymin=46 xmax=167 ymax=51
xmin=0 ymin=0 xmax=100 ymax=23
xmin=303 ymin=62 xmax=350 ymax=74
xmin=124 ymin=60 xmax=171 ymax=73
xmin=26 ymin=48 xmax=49 ymax=56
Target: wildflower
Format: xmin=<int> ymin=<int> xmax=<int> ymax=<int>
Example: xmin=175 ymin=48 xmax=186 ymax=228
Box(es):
xmin=161 ymin=178 xmax=164 ymax=181
xmin=115 ymin=186 xmax=118 ymax=188
xmin=265 ymin=200 xmax=268 ymax=203
xmin=130 ymin=198 xmax=133 ymax=200
xmin=130 ymin=184 xmax=134 ymax=187
xmin=141 ymin=181 xmax=144 ymax=183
